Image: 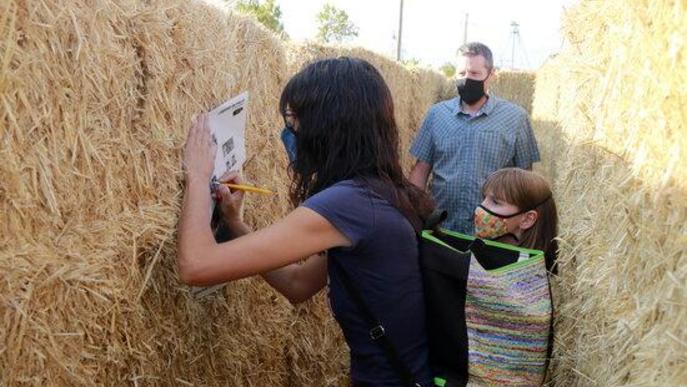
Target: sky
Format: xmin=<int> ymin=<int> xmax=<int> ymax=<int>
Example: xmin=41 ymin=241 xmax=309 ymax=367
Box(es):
xmin=208 ymin=0 xmax=579 ymax=71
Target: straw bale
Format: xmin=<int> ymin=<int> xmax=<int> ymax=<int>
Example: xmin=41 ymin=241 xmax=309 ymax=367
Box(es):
xmin=530 ymin=0 xmax=687 ymax=384
xmin=489 ymin=70 xmax=535 ymax=115
xmin=530 ymin=59 xmax=570 ymax=182
xmin=431 ymin=70 xmax=536 ymax=115
xmin=123 ymin=2 xmax=295 ymax=385
xmin=1 ymin=0 xmax=293 ymax=385
xmin=1 ymin=0 xmax=167 ymax=383
xmin=436 ymin=76 xmax=457 ymax=103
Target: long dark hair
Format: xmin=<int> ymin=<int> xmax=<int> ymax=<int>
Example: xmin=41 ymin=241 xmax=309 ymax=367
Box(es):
xmin=279 ymin=57 xmax=434 ymax=228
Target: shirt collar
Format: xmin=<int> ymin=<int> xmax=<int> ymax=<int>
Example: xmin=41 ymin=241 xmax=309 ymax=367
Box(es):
xmin=453 ymin=95 xmax=495 ymax=117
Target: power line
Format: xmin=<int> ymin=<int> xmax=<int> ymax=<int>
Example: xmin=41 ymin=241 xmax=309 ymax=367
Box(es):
xmin=517 ymin=31 xmax=531 ymax=68
xmin=463 ymin=13 xmax=469 ymax=45
xmin=396 ymin=0 xmax=404 ymax=61
xmin=510 ymin=21 xmax=519 ymax=69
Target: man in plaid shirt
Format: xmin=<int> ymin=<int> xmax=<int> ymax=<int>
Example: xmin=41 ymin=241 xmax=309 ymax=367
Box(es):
xmin=409 ymin=42 xmax=540 ymax=234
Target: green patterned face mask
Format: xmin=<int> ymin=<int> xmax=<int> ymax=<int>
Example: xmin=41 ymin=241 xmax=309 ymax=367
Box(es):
xmin=473 ymin=205 xmax=522 ymax=239
xmin=474 ymin=195 xmax=552 ymax=240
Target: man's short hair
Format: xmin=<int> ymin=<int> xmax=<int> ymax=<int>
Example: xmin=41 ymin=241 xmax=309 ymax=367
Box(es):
xmin=458 ymin=42 xmax=494 ymax=73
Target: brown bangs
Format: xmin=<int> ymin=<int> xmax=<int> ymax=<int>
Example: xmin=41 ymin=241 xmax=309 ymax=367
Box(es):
xmin=482 ymin=168 xmax=551 ymax=212
xmin=482 ymin=168 xmax=523 ymax=205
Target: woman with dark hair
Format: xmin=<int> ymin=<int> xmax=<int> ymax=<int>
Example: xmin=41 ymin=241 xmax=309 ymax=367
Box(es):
xmin=178 ymin=57 xmax=434 ymax=386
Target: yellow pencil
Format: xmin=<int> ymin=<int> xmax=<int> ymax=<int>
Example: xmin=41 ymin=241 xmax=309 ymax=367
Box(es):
xmin=221 ymin=183 xmax=274 ymax=195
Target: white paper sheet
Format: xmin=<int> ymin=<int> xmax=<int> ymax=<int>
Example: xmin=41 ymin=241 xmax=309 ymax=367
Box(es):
xmin=191 ymin=91 xmax=249 ymax=299
xmin=209 ymin=91 xmax=249 ymax=182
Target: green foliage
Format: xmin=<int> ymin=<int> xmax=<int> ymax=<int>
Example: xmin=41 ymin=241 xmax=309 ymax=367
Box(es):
xmin=402 ymin=57 xmax=421 ymax=68
xmin=316 ymin=3 xmax=359 ymax=43
xmin=439 ymin=62 xmax=456 ymax=78
xmin=234 ymin=0 xmax=287 ymax=37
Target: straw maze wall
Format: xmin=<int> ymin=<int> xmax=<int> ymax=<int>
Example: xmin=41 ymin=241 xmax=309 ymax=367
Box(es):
xmin=0 ymin=0 xmax=450 ymax=385
xmin=2 ymin=0 xmax=685 ymax=386
xmin=530 ymin=0 xmax=686 ymax=385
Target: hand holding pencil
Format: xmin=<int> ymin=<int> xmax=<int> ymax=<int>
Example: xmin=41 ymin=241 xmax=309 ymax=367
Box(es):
xmin=213 ymin=171 xmax=273 ymax=224
xmin=214 ymin=171 xmax=246 ymax=224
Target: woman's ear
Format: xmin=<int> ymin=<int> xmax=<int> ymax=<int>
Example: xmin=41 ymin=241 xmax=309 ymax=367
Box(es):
xmin=519 ymin=210 xmax=538 ymax=231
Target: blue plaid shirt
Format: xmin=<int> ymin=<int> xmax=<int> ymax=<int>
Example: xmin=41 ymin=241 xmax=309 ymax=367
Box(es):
xmin=410 ymin=96 xmax=540 ymax=234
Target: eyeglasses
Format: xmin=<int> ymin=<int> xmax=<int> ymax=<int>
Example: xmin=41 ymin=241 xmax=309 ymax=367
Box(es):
xmin=283 ymin=110 xmax=296 ymax=130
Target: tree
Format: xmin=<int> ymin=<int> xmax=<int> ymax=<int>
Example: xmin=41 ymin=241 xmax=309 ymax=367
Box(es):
xmin=402 ymin=57 xmax=422 ymax=68
xmin=439 ymin=62 xmax=456 ymax=78
xmin=233 ymin=0 xmax=287 ymax=37
xmin=316 ymin=4 xmax=359 ymax=44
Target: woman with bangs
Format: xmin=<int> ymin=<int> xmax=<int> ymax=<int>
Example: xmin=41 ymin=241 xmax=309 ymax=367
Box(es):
xmin=474 ymin=167 xmax=559 ymax=272
xmin=177 ymin=57 xmax=434 ymax=387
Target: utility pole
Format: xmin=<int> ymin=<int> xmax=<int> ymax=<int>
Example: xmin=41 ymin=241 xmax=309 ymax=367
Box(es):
xmin=396 ymin=0 xmax=404 ymax=61
xmin=510 ymin=21 xmax=520 ymax=69
xmin=463 ymin=13 xmax=469 ymax=45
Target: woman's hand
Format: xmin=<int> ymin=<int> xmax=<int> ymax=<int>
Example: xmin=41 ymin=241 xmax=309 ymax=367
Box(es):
xmin=216 ymin=170 xmax=245 ymax=225
xmin=183 ymin=113 xmax=216 ymax=183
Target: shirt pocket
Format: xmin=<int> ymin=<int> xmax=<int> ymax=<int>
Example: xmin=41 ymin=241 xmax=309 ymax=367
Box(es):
xmin=435 ymin=129 xmax=466 ymax=161
xmin=475 ymin=128 xmax=515 ymax=166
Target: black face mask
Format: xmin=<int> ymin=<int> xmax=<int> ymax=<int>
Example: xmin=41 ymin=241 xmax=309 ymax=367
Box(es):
xmin=456 ymin=77 xmax=487 ymax=105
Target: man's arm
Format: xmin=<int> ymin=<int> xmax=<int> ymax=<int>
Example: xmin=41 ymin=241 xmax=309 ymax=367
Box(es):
xmin=409 ymin=106 xmax=436 ymax=188
xmin=409 ymin=160 xmax=432 ymax=190
xmin=513 ymin=112 xmax=541 ymax=170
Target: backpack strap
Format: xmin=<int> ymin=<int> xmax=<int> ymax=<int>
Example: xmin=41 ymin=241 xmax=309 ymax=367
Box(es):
xmin=543 ymin=273 xmax=556 ymax=384
xmin=332 ymin=259 xmax=422 ymax=387
xmin=424 ymin=210 xmax=447 ymax=231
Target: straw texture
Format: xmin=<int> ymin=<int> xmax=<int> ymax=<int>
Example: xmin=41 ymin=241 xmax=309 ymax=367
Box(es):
xmin=0 ymin=1 xmax=448 ymax=385
xmin=530 ymin=0 xmax=687 ymax=385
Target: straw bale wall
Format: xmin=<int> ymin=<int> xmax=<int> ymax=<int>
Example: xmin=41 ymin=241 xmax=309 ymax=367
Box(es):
xmin=489 ymin=70 xmax=535 ymax=115
xmin=0 ymin=0 xmax=448 ymax=385
xmin=529 ymin=0 xmax=687 ymax=385
xmin=436 ymin=70 xmax=535 ymax=117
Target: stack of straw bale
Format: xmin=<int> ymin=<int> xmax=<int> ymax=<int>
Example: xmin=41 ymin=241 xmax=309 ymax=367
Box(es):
xmin=1 ymin=0 xmax=298 ymax=385
xmin=489 ymin=70 xmax=535 ymax=115
xmin=0 ymin=0 xmax=449 ymax=385
xmin=432 ymin=70 xmax=535 ymax=118
xmin=530 ymin=0 xmax=686 ymax=384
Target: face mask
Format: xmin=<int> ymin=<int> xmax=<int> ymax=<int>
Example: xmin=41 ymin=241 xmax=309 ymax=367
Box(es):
xmin=280 ymin=126 xmax=297 ymax=163
xmin=456 ymin=77 xmax=486 ymax=105
xmin=473 ymin=205 xmax=524 ymax=240
xmin=474 ymin=195 xmax=552 ymax=240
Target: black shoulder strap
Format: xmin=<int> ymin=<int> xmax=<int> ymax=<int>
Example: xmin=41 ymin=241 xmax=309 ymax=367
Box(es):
xmin=543 ymin=273 xmax=556 ymax=384
xmin=424 ymin=210 xmax=447 ymax=231
xmin=332 ymin=259 xmax=420 ymax=387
